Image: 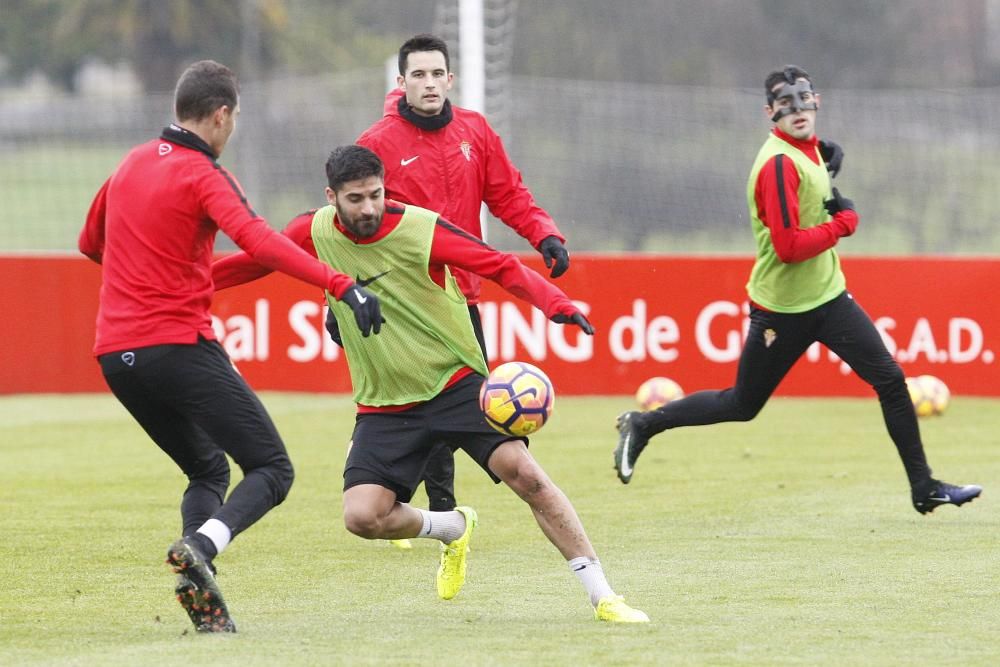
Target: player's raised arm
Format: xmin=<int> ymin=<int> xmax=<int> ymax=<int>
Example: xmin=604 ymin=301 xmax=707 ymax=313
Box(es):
xmin=212 ymin=211 xmax=316 ymax=290
xmin=193 ymin=164 xmax=354 ymax=299
xmin=211 ymin=209 xmax=383 ymax=337
xmin=429 ymin=217 xmax=592 ymax=334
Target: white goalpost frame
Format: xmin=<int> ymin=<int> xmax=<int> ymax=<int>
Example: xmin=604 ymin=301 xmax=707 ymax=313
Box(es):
xmin=459 ymin=0 xmax=486 ymax=114
xmin=459 ymin=0 xmax=490 ymax=241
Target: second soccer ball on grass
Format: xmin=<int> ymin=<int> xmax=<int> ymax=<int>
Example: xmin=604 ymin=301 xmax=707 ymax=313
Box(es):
xmin=635 ymin=376 xmax=684 ymax=411
xmin=480 ymin=361 xmax=555 ymax=437
xmin=906 ymin=374 xmax=950 ymax=417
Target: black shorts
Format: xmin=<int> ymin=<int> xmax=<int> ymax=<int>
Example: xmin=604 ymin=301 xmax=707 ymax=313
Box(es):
xmin=343 ymin=374 xmax=525 ymax=502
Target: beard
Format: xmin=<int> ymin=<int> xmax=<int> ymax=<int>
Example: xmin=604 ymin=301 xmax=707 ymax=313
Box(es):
xmin=337 ymin=207 xmax=382 ymax=238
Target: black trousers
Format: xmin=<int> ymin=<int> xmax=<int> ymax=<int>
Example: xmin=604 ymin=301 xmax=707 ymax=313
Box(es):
xmin=642 ymin=291 xmax=931 ymax=487
xmin=100 ymin=336 xmax=294 ymax=539
xmin=419 ymin=305 xmax=489 ymax=511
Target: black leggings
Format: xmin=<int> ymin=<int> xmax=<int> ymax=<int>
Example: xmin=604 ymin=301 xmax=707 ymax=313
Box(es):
xmin=100 ymin=337 xmax=294 ymax=539
xmin=641 ymin=292 xmax=931 ymax=487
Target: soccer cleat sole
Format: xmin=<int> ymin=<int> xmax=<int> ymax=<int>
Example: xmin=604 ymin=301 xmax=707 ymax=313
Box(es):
xmin=174 ymin=575 xmax=203 ymax=628
xmin=166 ymin=541 xmax=236 ymax=633
xmin=173 ymin=577 xmax=235 ymax=633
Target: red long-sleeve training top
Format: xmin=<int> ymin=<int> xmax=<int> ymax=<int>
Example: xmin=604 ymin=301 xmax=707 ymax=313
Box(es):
xmin=753 ymin=127 xmax=859 ymax=263
xmin=212 ymin=201 xmax=579 ymax=320
xmin=79 ymin=125 xmax=354 ymax=356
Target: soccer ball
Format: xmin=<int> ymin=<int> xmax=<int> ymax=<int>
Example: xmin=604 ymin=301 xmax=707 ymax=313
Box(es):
xmin=635 ymin=376 xmax=684 ymax=411
xmin=479 ymin=361 xmax=555 ymax=437
xmin=906 ymin=374 xmax=950 ymax=417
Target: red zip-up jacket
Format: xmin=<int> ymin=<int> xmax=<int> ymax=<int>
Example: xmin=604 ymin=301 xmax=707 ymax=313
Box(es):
xmin=79 ymin=124 xmax=354 ymax=356
xmin=356 ymin=89 xmax=564 ymax=304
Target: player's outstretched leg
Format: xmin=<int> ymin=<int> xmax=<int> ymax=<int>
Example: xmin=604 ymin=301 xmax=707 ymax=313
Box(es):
xmin=166 ymin=537 xmax=236 ymax=632
xmin=437 ymin=506 xmax=477 ymax=600
xmin=912 ymin=479 xmax=982 ymax=514
xmin=614 ymin=411 xmax=651 ymax=484
xmin=489 ymin=441 xmax=648 ymax=622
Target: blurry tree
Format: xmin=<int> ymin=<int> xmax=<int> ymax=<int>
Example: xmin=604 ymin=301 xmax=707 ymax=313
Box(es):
xmin=270 ymin=0 xmax=432 ymax=75
xmin=0 ymin=0 xmax=430 ymax=92
xmin=0 ymin=0 xmax=119 ymax=90
xmin=0 ymin=0 xmax=281 ymax=91
xmin=51 ymin=0 xmax=288 ymax=91
xmin=2 ymin=0 xmax=997 ymax=92
xmin=511 ymin=1 xmax=771 ymax=86
xmin=756 ymin=0 xmax=890 ymax=85
xmin=511 ymin=0 xmax=997 ymax=89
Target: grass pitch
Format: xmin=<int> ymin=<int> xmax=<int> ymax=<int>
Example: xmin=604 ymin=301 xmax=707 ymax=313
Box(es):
xmin=1 ymin=393 xmax=997 ymax=666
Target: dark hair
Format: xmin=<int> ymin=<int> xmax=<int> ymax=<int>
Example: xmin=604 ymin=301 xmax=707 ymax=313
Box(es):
xmin=398 ymin=33 xmax=450 ymax=75
xmin=326 ymin=145 xmax=385 ymax=190
xmin=174 ymin=60 xmax=239 ymax=122
xmin=764 ymin=65 xmax=812 ymax=100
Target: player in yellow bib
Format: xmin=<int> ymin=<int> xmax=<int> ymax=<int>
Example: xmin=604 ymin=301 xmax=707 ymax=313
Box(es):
xmin=613 ymin=65 xmax=981 ymax=515
xmin=213 ymin=145 xmax=648 ymax=623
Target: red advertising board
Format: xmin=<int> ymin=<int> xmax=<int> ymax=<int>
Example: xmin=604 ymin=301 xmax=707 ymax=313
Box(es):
xmin=2 ymin=254 xmax=998 ymax=396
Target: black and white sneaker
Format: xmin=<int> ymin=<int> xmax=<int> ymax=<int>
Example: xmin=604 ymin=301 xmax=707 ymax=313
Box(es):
xmin=166 ymin=538 xmax=236 ymax=633
xmin=613 ymin=412 xmax=650 ymax=485
xmin=912 ymin=480 xmax=982 ymax=515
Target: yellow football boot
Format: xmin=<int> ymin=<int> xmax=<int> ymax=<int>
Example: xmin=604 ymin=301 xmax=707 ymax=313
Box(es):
xmin=436 ymin=506 xmax=477 ymax=600
xmin=594 ymin=596 xmax=650 ymax=623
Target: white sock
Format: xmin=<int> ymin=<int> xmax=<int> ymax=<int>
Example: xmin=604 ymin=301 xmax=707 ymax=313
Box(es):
xmin=416 ymin=509 xmax=466 ymax=543
xmin=197 ymin=519 xmax=232 ymax=556
xmin=568 ymin=556 xmax=616 ymax=607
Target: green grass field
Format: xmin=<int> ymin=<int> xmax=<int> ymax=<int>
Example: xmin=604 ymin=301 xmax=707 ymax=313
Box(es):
xmin=2 ymin=393 xmax=997 ymax=666
xmin=0 ymin=144 xmax=125 ymax=251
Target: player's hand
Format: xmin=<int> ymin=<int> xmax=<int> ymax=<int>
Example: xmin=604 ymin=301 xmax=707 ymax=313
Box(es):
xmin=324 ymin=307 xmax=344 ymax=348
xmin=539 ymin=236 xmax=570 ymax=278
xmin=339 ymin=283 xmax=384 ymax=337
xmin=818 ymin=139 xmax=844 ymax=178
xmin=825 ymin=188 xmax=859 ymax=237
xmin=824 ymin=187 xmax=854 ymax=215
xmin=551 ymin=311 xmax=594 ymax=335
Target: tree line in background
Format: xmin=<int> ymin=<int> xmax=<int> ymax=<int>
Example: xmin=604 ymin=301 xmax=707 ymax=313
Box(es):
xmin=2 ymin=0 xmax=999 ymax=94
xmin=0 ymin=0 xmax=425 ymax=92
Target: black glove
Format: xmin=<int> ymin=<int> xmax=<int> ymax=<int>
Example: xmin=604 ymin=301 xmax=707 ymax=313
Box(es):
xmin=818 ymin=139 xmax=844 ymax=178
xmin=823 ymin=187 xmax=855 ymax=216
xmin=340 ymin=283 xmax=384 ymax=337
xmin=538 ymin=236 xmax=570 ymax=278
xmin=551 ymin=311 xmax=594 ymax=335
xmin=324 ymin=307 xmax=343 ymax=348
